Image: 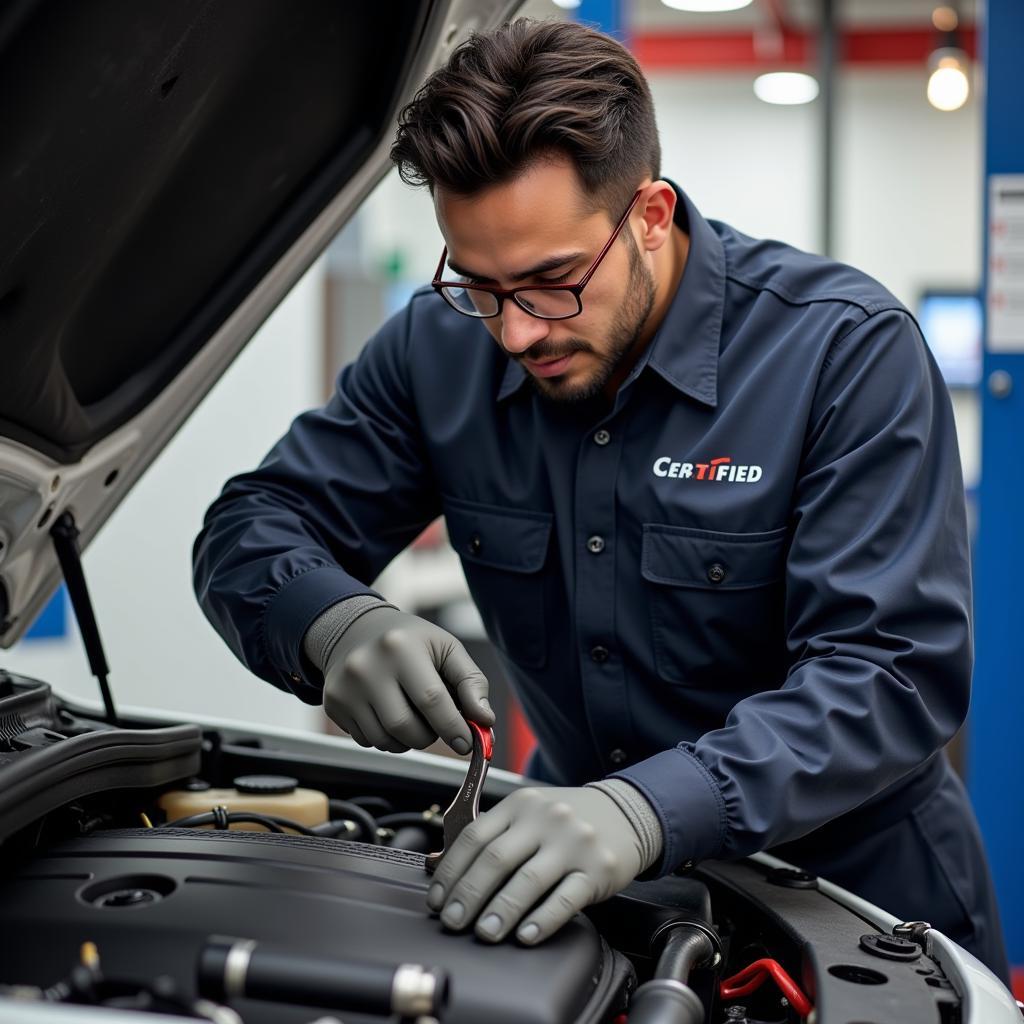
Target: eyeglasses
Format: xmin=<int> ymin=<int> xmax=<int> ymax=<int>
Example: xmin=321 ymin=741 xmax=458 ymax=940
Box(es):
xmin=432 ymin=189 xmax=643 ymax=321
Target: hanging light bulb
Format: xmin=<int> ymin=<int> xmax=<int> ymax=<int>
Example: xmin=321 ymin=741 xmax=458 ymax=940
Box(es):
xmin=931 ymin=5 xmax=958 ymax=31
xmin=926 ymin=48 xmax=970 ymax=111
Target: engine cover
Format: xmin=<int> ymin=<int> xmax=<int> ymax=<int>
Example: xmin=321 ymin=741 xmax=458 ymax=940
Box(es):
xmin=0 ymin=828 xmax=632 ymax=1024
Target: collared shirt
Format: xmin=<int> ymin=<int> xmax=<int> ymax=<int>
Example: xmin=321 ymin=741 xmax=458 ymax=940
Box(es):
xmin=193 ymin=182 xmax=972 ymax=877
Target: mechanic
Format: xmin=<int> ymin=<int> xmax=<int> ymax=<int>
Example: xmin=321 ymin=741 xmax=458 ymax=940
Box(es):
xmin=192 ymin=18 xmax=1010 ymax=982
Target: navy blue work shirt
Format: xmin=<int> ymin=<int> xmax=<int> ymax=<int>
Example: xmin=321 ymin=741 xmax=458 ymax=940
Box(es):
xmin=194 ymin=182 xmax=973 ymax=882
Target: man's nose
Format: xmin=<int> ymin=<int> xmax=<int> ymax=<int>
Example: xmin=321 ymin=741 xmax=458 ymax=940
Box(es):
xmin=499 ymin=300 xmax=550 ymax=355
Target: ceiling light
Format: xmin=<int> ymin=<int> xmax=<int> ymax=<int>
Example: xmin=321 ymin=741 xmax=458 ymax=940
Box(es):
xmin=931 ymin=6 xmax=959 ymax=32
xmin=551 ymin=0 xmax=581 ymax=7
xmin=926 ymin=48 xmax=970 ymax=111
xmin=753 ymin=72 xmax=820 ymax=106
xmin=660 ymin=0 xmax=754 ymax=12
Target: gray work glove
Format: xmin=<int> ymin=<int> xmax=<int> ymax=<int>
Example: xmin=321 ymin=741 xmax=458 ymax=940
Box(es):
xmin=321 ymin=606 xmax=493 ymax=755
xmin=425 ymin=785 xmax=653 ymax=946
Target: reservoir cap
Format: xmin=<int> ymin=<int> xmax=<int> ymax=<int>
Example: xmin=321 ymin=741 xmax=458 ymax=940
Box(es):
xmin=233 ymin=774 xmax=298 ymax=795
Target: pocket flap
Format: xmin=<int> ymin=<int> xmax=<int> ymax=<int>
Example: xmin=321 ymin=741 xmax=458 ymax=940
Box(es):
xmin=641 ymin=523 xmax=787 ymax=590
xmin=444 ymin=497 xmax=553 ymax=574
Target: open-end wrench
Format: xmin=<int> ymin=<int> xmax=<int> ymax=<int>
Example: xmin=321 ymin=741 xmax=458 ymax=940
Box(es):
xmin=424 ymin=720 xmax=495 ymax=874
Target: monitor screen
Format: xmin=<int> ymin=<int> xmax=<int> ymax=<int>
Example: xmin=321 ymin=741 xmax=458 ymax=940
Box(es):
xmin=917 ymin=291 xmax=982 ymax=388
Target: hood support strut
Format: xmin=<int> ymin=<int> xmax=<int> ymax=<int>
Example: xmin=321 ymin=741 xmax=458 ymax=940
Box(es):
xmin=50 ymin=512 xmax=119 ymax=726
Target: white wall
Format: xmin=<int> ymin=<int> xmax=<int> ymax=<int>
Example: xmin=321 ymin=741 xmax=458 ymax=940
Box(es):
xmin=3 ymin=261 xmax=327 ymax=731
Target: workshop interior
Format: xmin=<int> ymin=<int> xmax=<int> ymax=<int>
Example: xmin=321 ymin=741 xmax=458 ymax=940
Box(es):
xmin=1 ymin=0 xmax=1022 ymax=1022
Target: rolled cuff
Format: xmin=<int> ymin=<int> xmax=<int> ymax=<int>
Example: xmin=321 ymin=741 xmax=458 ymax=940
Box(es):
xmin=610 ymin=746 xmax=727 ymax=878
xmin=262 ymin=565 xmax=381 ymax=702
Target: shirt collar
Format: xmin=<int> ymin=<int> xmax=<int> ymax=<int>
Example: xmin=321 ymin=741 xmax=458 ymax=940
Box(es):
xmin=497 ymin=180 xmax=724 ymax=407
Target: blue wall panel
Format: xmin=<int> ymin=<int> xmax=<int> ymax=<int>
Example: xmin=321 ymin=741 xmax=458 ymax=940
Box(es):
xmin=575 ymin=0 xmax=625 ymax=40
xmin=971 ymin=0 xmax=1024 ymax=970
xmin=24 ymin=585 xmax=67 ymax=640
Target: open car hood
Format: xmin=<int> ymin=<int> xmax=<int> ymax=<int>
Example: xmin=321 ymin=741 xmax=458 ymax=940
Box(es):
xmin=0 ymin=0 xmax=518 ymax=646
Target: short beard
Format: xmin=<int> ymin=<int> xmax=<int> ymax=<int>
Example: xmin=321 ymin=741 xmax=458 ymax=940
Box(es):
xmin=526 ymin=235 xmax=657 ymax=405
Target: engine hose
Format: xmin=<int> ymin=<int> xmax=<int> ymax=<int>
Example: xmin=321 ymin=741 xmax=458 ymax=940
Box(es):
xmin=626 ymin=923 xmax=716 ymax=1024
xmin=347 ymin=795 xmax=393 ymax=815
xmin=327 ymin=799 xmax=381 ymax=844
xmin=162 ymin=811 xmax=319 ymax=836
xmin=656 ymin=925 xmax=716 ymax=986
xmin=198 ymin=936 xmax=449 ymax=1018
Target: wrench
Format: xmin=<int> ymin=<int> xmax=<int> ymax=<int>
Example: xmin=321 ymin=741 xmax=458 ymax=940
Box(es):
xmin=424 ymin=720 xmax=495 ymax=874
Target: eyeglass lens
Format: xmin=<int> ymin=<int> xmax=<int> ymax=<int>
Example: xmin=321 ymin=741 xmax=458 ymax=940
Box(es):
xmin=441 ymin=285 xmax=581 ymax=319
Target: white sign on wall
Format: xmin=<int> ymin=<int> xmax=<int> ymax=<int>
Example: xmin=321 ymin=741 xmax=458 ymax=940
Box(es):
xmin=988 ymin=174 xmax=1024 ymax=353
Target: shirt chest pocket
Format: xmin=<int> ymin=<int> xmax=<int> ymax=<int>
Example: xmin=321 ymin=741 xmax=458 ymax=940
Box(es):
xmin=444 ymin=496 xmax=553 ymax=670
xmin=641 ymin=523 xmax=789 ymax=689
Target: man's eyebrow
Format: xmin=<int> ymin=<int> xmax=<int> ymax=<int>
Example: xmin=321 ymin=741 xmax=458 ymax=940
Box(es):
xmin=446 ymin=252 xmax=585 ymax=284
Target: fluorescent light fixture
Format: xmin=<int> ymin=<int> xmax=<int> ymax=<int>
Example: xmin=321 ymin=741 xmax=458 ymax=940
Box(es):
xmin=753 ymin=72 xmax=820 ymax=105
xmin=927 ymin=48 xmax=970 ymax=111
xmin=661 ymin=0 xmax=753 ymax=11
xmin=551 ymin=0 xmax=581 ymax=7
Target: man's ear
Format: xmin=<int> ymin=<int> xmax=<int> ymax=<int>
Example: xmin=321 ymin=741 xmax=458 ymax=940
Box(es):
xmin=636 ymin=181 xmax=678 ymax=255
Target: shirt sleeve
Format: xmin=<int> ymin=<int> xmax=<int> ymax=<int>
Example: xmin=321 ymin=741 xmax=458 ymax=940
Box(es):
xmin=611 ymin=308 xmax=973 ymax=876
xmin=192 ymin=300 xmax=441 ymax=703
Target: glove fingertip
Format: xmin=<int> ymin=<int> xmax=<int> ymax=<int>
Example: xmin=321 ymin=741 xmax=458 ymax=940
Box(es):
xmin=473 ymin=697 xmax=496 ymax=726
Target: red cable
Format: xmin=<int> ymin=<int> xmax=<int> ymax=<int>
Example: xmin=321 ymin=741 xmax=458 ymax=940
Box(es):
xmin=719 ymin=957 xmax=814 ymax=1018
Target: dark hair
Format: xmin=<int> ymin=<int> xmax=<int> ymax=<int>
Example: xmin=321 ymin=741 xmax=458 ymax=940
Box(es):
xmin=390 ymin=18 xmax=660 ymax=215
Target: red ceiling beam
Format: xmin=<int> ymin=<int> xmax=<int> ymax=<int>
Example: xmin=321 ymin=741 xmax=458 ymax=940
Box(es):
xmin=632 ymin=25 xmax=978 ymax=71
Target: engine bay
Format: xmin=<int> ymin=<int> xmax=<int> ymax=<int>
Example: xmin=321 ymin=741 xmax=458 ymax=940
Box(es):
xmin=0 ymin=671 xmax=970 ymax=1024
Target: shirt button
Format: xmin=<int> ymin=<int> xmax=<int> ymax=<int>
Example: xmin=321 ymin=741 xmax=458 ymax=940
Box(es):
xmin=587 ymin=535 xmax=605 ymax=554
xmin=590 ymin=645 xmax=609 ymax=663
xmin=609 ymin=748 xmax=628 ymax=765
xmin=468 ymin=534 xmax=482 ymax=555
xmin=594 ymin=429 xmax=611 ymax=446
xmin=706 ymin=563 xmax=726 ymax=584
xmin=290 ymin=672 xmax=302 ymax=683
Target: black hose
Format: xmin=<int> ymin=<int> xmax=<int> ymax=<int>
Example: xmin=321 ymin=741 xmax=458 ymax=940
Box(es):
xmin=199 ymin=937 xmax=448 ymax=1018
xmin=626 ymin=924 xmax=716 ymax=1024
xmin=656 ymin=926 xmax=715 ymax=986
xmin=347 ymin=795 xmax=393 ymax=816
xmin=328 ymin=799 xmax=381 ymax=844
xmin=162 ymin=811 xmax=318 ymax=837
xmin=310 ymin=820 xmax=362 ymax=839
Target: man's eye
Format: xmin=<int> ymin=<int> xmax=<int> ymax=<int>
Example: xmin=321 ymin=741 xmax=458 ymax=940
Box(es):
xmin=540 ymin=270 xmax=573 ymax=284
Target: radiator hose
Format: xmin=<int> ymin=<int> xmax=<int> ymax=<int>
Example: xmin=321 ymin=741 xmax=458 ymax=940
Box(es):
xmin=627 ymin=921 xmax=718 ymax=1024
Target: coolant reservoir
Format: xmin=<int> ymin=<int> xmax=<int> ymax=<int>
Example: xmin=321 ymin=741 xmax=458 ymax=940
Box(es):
xmin=157 ymin=775 xmax=328 ymax=832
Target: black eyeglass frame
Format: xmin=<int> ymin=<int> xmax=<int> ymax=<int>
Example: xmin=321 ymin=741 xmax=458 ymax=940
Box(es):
xmin=431 ymin=189 xmax=644 ymax=321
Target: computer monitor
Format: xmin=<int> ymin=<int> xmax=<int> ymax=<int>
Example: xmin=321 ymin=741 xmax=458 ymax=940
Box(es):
xmin=917 ymin=290 xmax=983 ymax=389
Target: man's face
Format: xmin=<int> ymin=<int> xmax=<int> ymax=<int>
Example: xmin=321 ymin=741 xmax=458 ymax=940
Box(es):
xmin=434 ymin=159 xmax=656 ymax=403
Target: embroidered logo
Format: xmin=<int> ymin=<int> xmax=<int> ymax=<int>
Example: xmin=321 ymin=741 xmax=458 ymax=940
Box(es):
xmin=652 ymin=456 xmax=763 ymax=483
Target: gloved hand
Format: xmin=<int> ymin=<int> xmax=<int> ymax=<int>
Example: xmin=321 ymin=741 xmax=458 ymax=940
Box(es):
xmin=425 ymin=786 xmax=645 ymax=945
xmin=322 ymin=607 xmax=493 ymax=755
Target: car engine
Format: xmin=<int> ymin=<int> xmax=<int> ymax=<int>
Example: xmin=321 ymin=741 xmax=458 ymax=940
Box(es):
xmin=0 ymin=671 xmax=972 ymax=1024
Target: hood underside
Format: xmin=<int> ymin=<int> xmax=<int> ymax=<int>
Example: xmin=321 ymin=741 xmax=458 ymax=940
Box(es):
xmin=0 ymin=0 xmax=520 ymax=645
